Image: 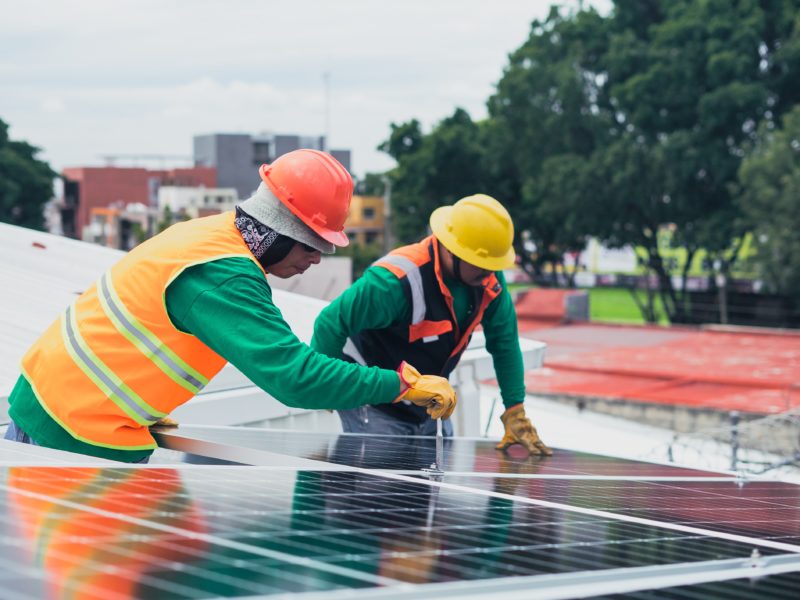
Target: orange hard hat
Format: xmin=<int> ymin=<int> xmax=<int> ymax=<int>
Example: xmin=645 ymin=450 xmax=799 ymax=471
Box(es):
xmin=259 ymin=149 xmax=353 ymax=246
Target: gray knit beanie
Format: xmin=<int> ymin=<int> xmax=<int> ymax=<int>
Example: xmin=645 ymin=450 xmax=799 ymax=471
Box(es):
xmin=238 ymin=183 xmax=335 ymax=254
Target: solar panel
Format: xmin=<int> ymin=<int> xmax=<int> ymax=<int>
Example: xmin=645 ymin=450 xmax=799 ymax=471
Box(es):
xmin=1 ymin=465 xmax=796 ymax=600
xmin=155 ymin=426 xmax=734 ymax=478
xmin=1 ymin=426 xmax=798 ymax=599
xmin=596 ymin=570 xmax=800 ymax=599
xmin=433 ymin=476 xmax=800 ymax=545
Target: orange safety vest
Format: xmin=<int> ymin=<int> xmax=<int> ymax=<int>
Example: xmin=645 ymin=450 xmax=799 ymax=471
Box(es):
xmin=344 ymin=236 xmax=501 ymax=423
xmin=21 ymin=212 xmax=265 ymax=451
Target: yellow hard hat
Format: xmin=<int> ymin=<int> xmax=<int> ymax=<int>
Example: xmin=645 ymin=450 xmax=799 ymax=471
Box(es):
xmin=429 ymin=194 xmax=515 ymax=271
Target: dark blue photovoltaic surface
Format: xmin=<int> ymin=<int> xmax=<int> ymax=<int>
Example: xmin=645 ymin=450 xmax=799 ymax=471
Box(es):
xmin=3 ymin=425 xmax=797 ymax=599
xmin=438 ymin=476 xmax=800 ymax=544
xmin=159 ymin=426 xmax=729 ymax=477
xmin=0 ymin=466 xmax=787 ymax=599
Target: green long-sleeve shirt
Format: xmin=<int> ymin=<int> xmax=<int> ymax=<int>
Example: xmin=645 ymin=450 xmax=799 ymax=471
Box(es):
xmin=311 ymin=265 xmax=526 ymax=410
xmin=8 ymin=257 xmax=400 ymax=462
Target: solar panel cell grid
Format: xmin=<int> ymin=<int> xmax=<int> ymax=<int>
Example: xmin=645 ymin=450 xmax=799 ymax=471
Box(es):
xmin=1 ymin=466 xmax=792 ymax=599
xmin=442 ymin=477 xmax=800 ymax=544
xmin=162 ymin=427 xmax=728 ymax=477
xmin=3 ymin=425 xmax=798 ymax=598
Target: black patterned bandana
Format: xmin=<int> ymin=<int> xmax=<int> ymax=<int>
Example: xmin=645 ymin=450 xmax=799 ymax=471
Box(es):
xmin=235 ymin=207 xmax=295 ymax=266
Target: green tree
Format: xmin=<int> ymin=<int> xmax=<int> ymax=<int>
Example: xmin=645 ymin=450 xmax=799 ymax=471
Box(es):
xmin=590 ymin=0 xmax=799 ymax=322
xmin=737 ymin=105 xmax=800 ymax=301
xmin=375 ymin=1 xmax=799 ymax=322
xmin=0 ymin=118 xmax=57 ymax=230
xmin=355 ymin=172 xmax=387 ymax=197
xmin=488 ymin=0 xmax=800 ymax=322
xmin=157 ymin=205 xmax=175 ymax=233
xmin=379 ymin=108 xmax=489 ymax=244
xmin=486 ymin=7 xmax=611 ymax=283
xmin=520 ymin=154 xmax=594 ymax=286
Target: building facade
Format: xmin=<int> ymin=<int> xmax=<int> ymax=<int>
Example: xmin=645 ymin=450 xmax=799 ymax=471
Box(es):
xmin=158 ymin=186 xmax=238 ymax=219
xmin=193 ymin=132 xmax=352 ymax=199
xmin=60 ymin=166 xmax=216 ymax=240
xmin=345 ymin=195 xmax=385 ymax=247
xmin=85 ymin=205 xmax=157 ymax=251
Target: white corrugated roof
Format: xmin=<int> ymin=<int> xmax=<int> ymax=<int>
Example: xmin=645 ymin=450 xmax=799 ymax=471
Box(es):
xmin=0 ymin=223 xmax=125 ymax=396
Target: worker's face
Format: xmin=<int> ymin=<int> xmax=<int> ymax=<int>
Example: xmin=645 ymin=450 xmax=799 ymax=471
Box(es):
xmin=457 ymin=261 xmax=493 ymax=287
xmin=267 ymin=242 xmax=322 ymax=278
xmin=439 ymin=246 xmax=492 ymax=286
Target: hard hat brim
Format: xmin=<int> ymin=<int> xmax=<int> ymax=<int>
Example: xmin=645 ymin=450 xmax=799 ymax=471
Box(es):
xmin=430 ymin=206 xmax=516 ymax=271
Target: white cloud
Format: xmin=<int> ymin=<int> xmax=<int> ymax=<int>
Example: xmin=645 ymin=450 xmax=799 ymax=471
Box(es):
xmin=1 ymin=0 xmax=611 ymax=175
xmin=39 ymin=97 xmax=66 ymax=113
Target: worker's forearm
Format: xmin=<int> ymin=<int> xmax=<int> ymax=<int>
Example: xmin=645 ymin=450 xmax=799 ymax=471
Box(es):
xmin=167 ymin=261 xmax=401 ymax=409
xmin=198 ymin=291 xmax=400 ymax=408
xmin=492 ymin=348 xmax=527 ymax=408
xmin=482 ymin=274 xmax=527 ymax=408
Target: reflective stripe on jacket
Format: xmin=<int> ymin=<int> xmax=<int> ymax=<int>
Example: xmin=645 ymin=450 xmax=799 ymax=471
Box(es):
xmin=347 ymin=236 xmax=501 ymax=423
xmin=21 ymin=212 xmax=264 ymax=450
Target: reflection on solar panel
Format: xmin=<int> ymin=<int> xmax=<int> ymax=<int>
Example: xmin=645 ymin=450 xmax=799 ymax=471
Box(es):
xmin=157 ymin=426 xmax=732 ymax=477
xmin=0 ymin=426 xmax=798 ymax=599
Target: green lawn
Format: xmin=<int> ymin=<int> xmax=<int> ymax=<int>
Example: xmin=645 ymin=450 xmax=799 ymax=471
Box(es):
xmin=588 ymin=287 xmax=668 ymax=325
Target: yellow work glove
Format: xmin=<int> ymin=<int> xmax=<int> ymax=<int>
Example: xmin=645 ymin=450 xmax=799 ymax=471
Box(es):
xmin=395 ymin=361 xmax=457 ymax=420
xmin=151 ymin=416 xmax=179 ymax=428
xmin=495 ymin=404 xmax=552 ymax=456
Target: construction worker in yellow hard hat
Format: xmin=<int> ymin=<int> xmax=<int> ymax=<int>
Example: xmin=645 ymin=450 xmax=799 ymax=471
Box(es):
xmin=4 ymin=150 xmax=456 ymax=463
xmin=312 ymin=194 xmax=551 ymax=455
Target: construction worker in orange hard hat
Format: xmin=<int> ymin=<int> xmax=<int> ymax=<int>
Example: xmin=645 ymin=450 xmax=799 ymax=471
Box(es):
xmin=4 ymin=149 xmax=456 ymax=463
xmin=312 ymin=194 xmax=551 ymax=456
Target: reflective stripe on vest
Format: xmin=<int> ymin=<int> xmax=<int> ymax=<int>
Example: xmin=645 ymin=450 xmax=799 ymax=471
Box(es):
xmin=22 ymin=212 xmax=262 ymax=450
xmin=61 ymin=301 xmax=165 ymax=425
xmin=373 ymin=237 xmax=502 ymax=367
xmin=98 ymin=272 xmax=207 ymax=394
xmin=379 ymin=255 xmax=427 ymax=325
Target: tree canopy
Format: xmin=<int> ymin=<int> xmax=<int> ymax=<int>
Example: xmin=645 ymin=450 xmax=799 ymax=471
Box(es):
xmin=378 ymin=0 xmax=800 ymax=323
xmin=379 ymin=109 xmax=489 ymax=243
xmin=737 ymin=105 xmax=800 ymax=299
xmin=0 ymin=118 xmax=57 ymax=230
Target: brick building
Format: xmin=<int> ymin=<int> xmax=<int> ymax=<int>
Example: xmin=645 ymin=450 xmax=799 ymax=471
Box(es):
xmin=60 ymin=166 xmax=216 ymax=240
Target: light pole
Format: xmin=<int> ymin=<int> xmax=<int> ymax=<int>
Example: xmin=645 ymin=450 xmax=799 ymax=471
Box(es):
xmin=322 ymin=71 xmax=331 ymax=152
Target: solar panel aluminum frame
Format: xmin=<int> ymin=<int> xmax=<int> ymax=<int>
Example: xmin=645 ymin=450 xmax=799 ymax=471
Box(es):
xmin=257 ymin=553 xmax=800 ymax=600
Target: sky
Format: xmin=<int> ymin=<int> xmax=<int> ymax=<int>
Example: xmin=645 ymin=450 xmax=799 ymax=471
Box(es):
xmin=1 ymin=0 xmax=610 ymax=179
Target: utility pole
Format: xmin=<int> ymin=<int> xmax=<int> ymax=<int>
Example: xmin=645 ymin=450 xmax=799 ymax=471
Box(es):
xmin=323 ymin=71 xmax=331 ymax=152
xmin=714 ymin=259 xmax=729 ymax=325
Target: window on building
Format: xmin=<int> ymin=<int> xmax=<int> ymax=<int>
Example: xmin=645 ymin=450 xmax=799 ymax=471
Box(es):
xmin=253 ymin=142 xmax=272 ymax=165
